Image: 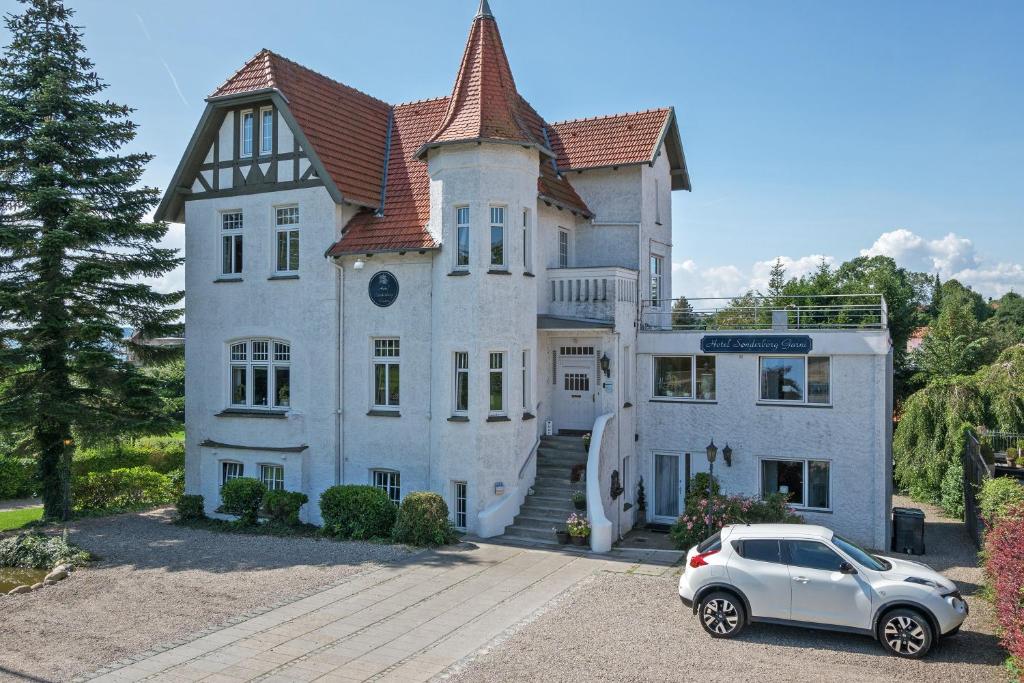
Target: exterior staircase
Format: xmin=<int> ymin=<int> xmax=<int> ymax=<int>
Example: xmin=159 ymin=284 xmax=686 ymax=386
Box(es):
xmin=502 ymin=435 xmax=587 ymax=545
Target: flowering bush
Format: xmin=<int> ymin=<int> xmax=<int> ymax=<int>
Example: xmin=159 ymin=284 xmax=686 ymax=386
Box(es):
xmin=984 ymin=502 xmax=1024 ymax=672
xmin=566 ymin=513 xmax=591 ymax=537
xmin=669 ymin=491 xmax=801 ymax=550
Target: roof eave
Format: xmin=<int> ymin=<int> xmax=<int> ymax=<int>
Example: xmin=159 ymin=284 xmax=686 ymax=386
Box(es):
xmin=538 ymin=193 xmax=594 ymax=220
xmin=654 ymin=108 xmax=691 ymax=192
xmin=415 ymin=137 xmax=555 ymax=161
xmin=328 ymin=244 xmax=440 ymax=258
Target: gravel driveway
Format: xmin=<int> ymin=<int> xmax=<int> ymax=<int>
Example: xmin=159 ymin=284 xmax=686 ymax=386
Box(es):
xmin=447 ymin=496 xmax=1006 ymax=683
xmin=0 ymin=507 xmax=413 ymax=682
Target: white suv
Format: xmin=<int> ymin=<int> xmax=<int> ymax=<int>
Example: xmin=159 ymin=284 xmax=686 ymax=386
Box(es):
xmin=678 ymin=524 xmax=968 ymax=658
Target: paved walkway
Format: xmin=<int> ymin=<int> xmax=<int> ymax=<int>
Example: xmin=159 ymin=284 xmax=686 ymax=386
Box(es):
xmin=0 ymin=497 xmax=41 ymax=511
xmin=80 ymin=541 xmax=680 ymax=683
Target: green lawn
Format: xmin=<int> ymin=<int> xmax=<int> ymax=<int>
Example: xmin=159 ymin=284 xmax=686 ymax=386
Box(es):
xmin=0 ymin=506 xmax=44 ymax=532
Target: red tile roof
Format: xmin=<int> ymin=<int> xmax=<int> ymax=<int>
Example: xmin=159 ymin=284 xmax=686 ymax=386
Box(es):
xmin=548 ymin=109 xmax=672 ymax=170
xmin=418 ymin=10 xmax=546 ymax=157
xmin=328 ymin=98 xmax=449 ymax=256
xmin=212 ymin=49 xmax=391 ymax=208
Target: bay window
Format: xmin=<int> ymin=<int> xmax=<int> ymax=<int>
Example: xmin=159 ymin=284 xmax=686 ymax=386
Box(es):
xmin=455 ymin=206 xmax=470 ymax=269
xmin=761 ymin=459 xmax=830 ymax=510
xmin=260 ymin=464 xmax=284 ymax=491
xmin=373 ymin=470 xmax=401 ymax=504
xmin=760 ymin=356 xmax=830 ymax=404
xmin=489 ymin=352 xmax=505 ymax=415
xmin=489 ymin=206 xmax=505 ymax=268
xmin=454 ymin=351 xmax=469 ymax=414
xmin=373 ymin=338 xmax=400 ymax=409
xmin=653 ymin=355 xmax=716 ymax=400
xmin=229 ymin=339 xmax=291 ymax=409
xmin=221 ymin=461 xmax=243 ymax=485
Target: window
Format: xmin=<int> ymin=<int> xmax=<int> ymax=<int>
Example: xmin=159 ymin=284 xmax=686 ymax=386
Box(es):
xmin=623 ymin=346 xmax=632 ymax=403
xmin=453 ymin=481 xmax=467 ymax=530
xmin=260 ymin=107 xmax=273 ymax=155
xmin=785 ymin=540 xmax=845 ymax=572
xmin=521 ymin=349 xmax=531 ymax=410
xmin=221 ymin=461 xmax=243 ymax=485
xmin=564 ymin=373 xmax=590 ymax=391
xmin=832 ymin=535 xmax=888 ymax=571
xmin=489 ymin=206 xmax=505 ymax=268
xmin=761 ymin=459 xmax=830 ymax=510
xmin=454 ymin=351 xmax=469 ymax=414
xmin=759 ymin=356 xmax=830 ymax=404
xmin=373 ymin=338 xmax=400 ymax=408
xmin=489 ymin=352 xmax=505 ymax=415
xmin=221 ymin=211 xmax=243 ymax=275
xmin=558 ymin=229 xmax=569 ymax=268
xmin=653 ymin=355 xmax=715 ymax=400
xmin=737 ymin=539 xmax=783 ymax=564
xmin=240 ymin=111 xmax=253 ymax=157
xmin=522 ymin=208 xmax=532 ymax=271
xmin=373 ymin=470 xmax=401 ymax=504
xmin=228 ymin=339 xmax=291 ymax=409
xmin=275 ymin=206 xmax=300 ymax=273
xmin=455 ymin=206 xmax=470 ymax=269
xmin=260 ymin=464 xmax=284 ymax=491
xmin=650 ymin=254 xmax=664 ymax=304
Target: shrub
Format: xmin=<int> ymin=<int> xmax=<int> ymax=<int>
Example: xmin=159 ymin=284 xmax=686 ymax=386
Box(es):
xmin=320 ymin=485 xmax=396 ymax=540
xmin=688 ymin=472 xmax=720 ymax=500
xmin=0 ymin=456 xmax=36 ymax=500
xmin=0 ymin=532 xmax=90 ymax=569
xmin=979 ymin=477 xmax=1024 ymax=524
xmin=73 ymin=466 xmax=175 ymax=511
xmin=392 ymin=492 xmax=457 ymax=546
xmin=220 ymin=477 xmax=267 ymax=525
xmin=669 ymin=491 xmax=802 ymax=551
xmin=984 ymin=504 xmax=1024 ymax=672
xmin=72 ymin=435 xmax=185 ymax=477
xmin=264 ymin=490 xmax=309 ymax=526
xmin=176 ymin=494 xmax=205 ymax=521
xmin=939 ymin=462 xmax=965 ymax=519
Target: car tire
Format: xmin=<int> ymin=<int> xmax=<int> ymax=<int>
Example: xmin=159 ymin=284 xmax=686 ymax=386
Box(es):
xmin=698 ymin=591 xmax=746 ymax=638
xmin=878 ymin=608 xmax=933 ymax=658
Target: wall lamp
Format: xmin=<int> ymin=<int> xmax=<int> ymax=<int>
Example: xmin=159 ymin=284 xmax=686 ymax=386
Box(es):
xmin=600 ymin=353 xmax=611 ymax=378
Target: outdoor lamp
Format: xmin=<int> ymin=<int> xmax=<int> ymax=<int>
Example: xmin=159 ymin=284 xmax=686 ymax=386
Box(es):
xmin=706 ymin=439 xmax=718 ymax=480
xmin=600 ymin=353 xmax=611 ymax=378
xmin=723 ymin=443 xmax=733 ymax=467
xmin=353 ymin=258 xmax=365 ymax=270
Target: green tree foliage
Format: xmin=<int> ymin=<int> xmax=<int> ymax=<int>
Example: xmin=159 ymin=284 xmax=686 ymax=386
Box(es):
xmin=671 ymin=295 xmax=697 ymax=329
xmin=913 ymin=298 xmax=990 ymax=381
xmin=0 ymin=0 xmax=183 ymax=520
xmin=938 ymin=279 xmax=992 ymax=322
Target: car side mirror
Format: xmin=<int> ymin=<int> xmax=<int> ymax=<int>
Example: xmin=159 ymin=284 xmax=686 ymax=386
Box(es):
xmin=839 ymin=561 xmax=857 ymax=575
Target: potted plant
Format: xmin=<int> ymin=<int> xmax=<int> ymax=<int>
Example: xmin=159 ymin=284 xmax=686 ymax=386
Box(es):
xmin=570 ymin=463 xmax=586 ymax=483
xmin=1008 ymin=447 xmax=1018 ymax=468
xmin=553 ymin=527 xmax=570 ymax=544
xmin=566 ymin=513 xmax=591 ymax=546
xmin=582 ymin=432 xmax=592 ymax=451
xmin=571 ymin=490 xmax=586 ymax=511
xmin=635 ymin=477 xmax=647 ymax=526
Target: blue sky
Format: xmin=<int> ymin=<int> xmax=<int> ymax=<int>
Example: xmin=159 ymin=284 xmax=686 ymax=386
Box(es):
xmin=7 ymin=0 xmax=1021 ymax=297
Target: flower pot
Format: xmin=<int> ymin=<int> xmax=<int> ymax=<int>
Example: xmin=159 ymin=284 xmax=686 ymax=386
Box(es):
xmin=573 ymin=499 xmax=586 ymax=511
xmin=555 ymin=530 xmax=570 ymax=544
xmin=1009 ymin=457 xmax=1018 ymax=468
xmin=570 ymin=534 xmax=589 ymax=546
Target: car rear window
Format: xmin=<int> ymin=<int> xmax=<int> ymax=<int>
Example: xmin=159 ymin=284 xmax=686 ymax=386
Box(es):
xmin=737 ymin=539 xmax=782 ymax=564
xmin=697 ymin=532 xmax=721 ymax=554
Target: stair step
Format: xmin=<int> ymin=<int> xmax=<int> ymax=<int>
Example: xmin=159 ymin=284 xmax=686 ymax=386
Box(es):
xmin=501 ymin=527 xmax=562 ymax=545
xmin=536 ymin=454 xmax=587 ymax=466
xmin=533 ymin=476 xmax=573 ymax=487
xmin=538 ymin=441 xmax=586 ymax=453
xmin=511 ymin=516 xmax=564 ymax=531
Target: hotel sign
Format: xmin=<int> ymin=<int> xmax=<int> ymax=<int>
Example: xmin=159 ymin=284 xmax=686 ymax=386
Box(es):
xmin=700 ymin=334 xmax=813 ymax=355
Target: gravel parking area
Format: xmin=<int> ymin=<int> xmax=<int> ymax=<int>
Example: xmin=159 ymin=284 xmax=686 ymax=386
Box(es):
xmin=447 ymin=497 xmax=1006 ymax=683
xmin=0 ymin=507 xmax=413 ymax=682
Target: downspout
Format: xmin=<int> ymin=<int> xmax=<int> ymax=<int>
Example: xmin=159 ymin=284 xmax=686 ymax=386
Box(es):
xmin=331 ymin=258 xmax=345 ymax=487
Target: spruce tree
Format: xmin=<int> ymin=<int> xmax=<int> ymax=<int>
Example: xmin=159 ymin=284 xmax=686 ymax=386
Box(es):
xmin=0 ymin=0 xmax=183 ymax=520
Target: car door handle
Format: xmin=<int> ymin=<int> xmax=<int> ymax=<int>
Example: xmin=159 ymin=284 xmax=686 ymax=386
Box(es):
xmin=792 ymin=576 xmax=810 ymax=583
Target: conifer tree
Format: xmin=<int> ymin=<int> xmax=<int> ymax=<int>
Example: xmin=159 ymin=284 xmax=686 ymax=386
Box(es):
xmin=0 ymin=0 xmax=183 ymax=520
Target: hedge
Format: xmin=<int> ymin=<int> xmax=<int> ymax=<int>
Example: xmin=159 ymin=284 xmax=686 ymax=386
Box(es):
xmin=320 ymin=485 xmax=396 ymax=540
xmin=392 ymin=492 xmax=457 ymax=546
xmin=176 ymin=494 xmax=206 ymax=521
xmin=72 ymin=435 xmax=185 ymax=477
xmin=73 ymin=466 xmax=178 ymax=511
xmin=0 ymin=456 xmax=36 ymax=500
xmin=220 ymin=477 xmax=266 ymax=526
xmin=978 ymin=477 xmax=1024 ymax=525
xmin=264 ymin=490 xmax=308 ymax=526
xmin=984 ymin=504 xmax=1024 ymax=673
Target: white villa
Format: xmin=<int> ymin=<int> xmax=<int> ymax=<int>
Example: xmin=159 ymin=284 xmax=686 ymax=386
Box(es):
xmin=157 ymin=1 xmax=893 ymax=550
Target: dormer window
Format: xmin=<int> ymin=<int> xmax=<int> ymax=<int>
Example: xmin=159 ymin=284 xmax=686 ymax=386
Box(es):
xmin=260 ymin=107 xmax=273 ymax=155
xmin=240 ymin=110 xmax=254 ymax=157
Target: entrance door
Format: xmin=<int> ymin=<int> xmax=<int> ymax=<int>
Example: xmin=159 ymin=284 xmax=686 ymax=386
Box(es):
xmin=653 ymin=452 xmax=684 ymax=523
xmin=554 ymin=349 xmax=596 ymax=432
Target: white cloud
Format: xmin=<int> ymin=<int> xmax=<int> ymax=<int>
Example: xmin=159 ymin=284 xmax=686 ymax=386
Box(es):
xmin=140 ymin=221 xmax=185 ymax=295
xmin=674 ymin=229 xmax=1023 ymax=300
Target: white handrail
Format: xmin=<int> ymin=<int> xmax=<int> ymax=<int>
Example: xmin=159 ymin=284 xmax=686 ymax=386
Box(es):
xmin=586 ymin=412 xmax=615 ymax=553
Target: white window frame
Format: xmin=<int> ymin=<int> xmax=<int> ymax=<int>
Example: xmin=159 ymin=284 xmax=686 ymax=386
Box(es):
xmin=522 ymin=208 xmax=532 ymax=272
xmin=259 ymin=106 xmax=273 ymax=155
xmin=652 ymin=355 xmax=716 ymax=401
xmin=453 ymin=351 xmax=469 ymax=415
xmin=274 ymin=205 xmax=300 ymax=273
xmin=489 ymin=205 xmax=506 ymax=269
xmin=260 ymin=464 xmax=284 ymax=491
xmin=452 ymin=480 xmax=467 ymax=530
xmin=240 ymin=110 xmax=254 ymax=158
xmin=228 ymin=339 xmax=291 ymax=410
xmin=623 ymin=345 xmax=633 ymax=404
xmin=488 ymin=351 xmax=506 ymax=416
xmin=758 ymin=457 xmax=831 ymax=511
xmin=372 ymin=338 xmax=401 ymax=409
xmin=455 ymin=205 xmax=470 ymax=270
xmin=221 ymin=461 xmax=244 ymax=485
xmin=758 ymin=355 xmax=831 ymax=406
xmin=557 ymin=228 xmax=569 ymax=268
xmin=521 ymin=349 xmax=531 ymax=411
xmin=650 ymin=253 xmax=664 ymax=305
xmin=221 ymin=211 xmax=243 ymax=275
xmin=372 ymin=469 xmax=401 ymax=504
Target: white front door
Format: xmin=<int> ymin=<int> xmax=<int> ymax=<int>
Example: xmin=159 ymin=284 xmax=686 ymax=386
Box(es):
xmin=653 ymin=452 xmax=686 ymax=523
xmin=554 ymin=354 xmax=596 ymax=432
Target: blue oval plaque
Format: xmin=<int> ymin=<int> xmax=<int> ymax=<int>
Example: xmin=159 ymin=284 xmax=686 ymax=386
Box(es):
xmin=368 ymin=271 xmax=399 ymax=307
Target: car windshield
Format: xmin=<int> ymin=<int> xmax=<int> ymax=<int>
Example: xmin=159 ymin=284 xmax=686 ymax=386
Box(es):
xmin=832 ymin=534 xmax=890 ymax=571
xmin=697 ymin=531 xmax=721 ymax=554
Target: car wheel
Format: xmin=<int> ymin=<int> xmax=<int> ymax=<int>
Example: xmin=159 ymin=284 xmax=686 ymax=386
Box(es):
xmin=879 ymin=608 xmax=933 ymax=658
xmin=698 ymin=591 xmax=745 ymax=638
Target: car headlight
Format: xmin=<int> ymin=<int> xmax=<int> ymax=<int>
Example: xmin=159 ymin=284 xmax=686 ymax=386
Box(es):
xmin=905 ymin=576 xmax=940 ymax=589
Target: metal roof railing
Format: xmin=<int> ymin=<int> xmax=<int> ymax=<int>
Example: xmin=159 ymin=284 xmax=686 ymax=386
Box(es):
xmin=640 ymin=293 xmax=888 ymax=331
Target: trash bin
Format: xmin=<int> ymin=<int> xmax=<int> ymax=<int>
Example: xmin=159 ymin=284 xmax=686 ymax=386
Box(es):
xmin=891 ymin=507 xmax=926 ymax=555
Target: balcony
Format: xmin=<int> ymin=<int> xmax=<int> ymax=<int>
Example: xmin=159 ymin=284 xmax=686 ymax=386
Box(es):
xmin=544 ymin=267 xmax=638 ymax=327
xmin=640 ymin=294 xmax=888 ymax=331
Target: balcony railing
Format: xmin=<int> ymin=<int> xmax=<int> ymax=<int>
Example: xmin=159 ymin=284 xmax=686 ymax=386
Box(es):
xmin=547 ymin=266 xmax=638 ymax=322
xmin=640 ymin=294 xmax=888 ymax=331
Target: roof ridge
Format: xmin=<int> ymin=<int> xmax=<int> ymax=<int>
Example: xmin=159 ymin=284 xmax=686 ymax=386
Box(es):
xmin=260 ymin=49 xmax=391 ymax=109
xmin=393 ymin=95 xmax=450 ymax=108
xmin=549 ymin=107 xmax=671 ymax=126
